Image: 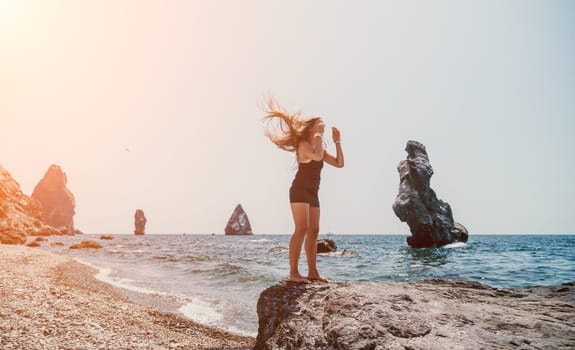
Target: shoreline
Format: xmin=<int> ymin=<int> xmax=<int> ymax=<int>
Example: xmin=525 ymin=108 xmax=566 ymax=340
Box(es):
xmin=0 ymin=244 xmax=255 ymax=350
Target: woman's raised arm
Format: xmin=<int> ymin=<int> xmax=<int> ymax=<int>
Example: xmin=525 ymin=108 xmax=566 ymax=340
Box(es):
xmin=324 ymin=127 xmax=344 ymax=168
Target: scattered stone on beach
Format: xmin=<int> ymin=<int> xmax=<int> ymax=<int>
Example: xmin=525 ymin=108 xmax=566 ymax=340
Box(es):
xmin=34 ymin=237 xmax=47 ymax=242
xmin=255 ymin=279 xmax=575 ymax=350
xmin=0 ymin=245 xmax=255 ymax=350
xmin=316 ymin=239 xmax=337 ymax=253
xmin=134 ymin=209 xmax=147 ymax=235
xmin=225 ymin=204 xmax=253 ymax=235
xmin=27 ymin=241 xmax=41 ymax=247
xmin=100 ymin=235 xmax=114 ymax=240
xmin=31 ymin=164 xmax=76 ymax=234
xmin=69 ymin=240 xmax=102 ymax=249
xmin=392 ymin=140 xmax=469 ymax=248
xmin=50 ymin=242 xmax=65 ymax=247
xmin=0 ymin=164 xmax=66 ymax=244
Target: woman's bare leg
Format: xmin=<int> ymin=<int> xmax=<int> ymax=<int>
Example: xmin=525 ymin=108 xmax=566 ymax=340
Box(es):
xmin=305 ymin=206 xmax=329 ymax=282
xmin=288 ymin=203 xmax=311 ymax=283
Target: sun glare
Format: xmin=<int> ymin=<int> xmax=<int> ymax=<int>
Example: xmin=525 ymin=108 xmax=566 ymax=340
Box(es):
xmin=0 ymin=0 xmax=25 ymax=25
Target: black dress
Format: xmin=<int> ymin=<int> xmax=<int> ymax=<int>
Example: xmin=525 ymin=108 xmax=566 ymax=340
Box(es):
xmin=289 ymin=159 xmax=324 ymax=208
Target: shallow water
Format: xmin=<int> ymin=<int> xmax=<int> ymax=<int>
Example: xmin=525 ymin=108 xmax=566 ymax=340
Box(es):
xmin=37 ymin=233 xmax=575 ymax=336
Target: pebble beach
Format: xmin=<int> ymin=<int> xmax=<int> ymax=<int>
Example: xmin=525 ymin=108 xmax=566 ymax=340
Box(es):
xmin=0 ymin=245 xmax=255 ymax=350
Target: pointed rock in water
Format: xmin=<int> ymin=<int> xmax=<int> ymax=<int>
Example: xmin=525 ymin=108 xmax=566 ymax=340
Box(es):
xmin=134 ymin=209 xmax=147 ymax=235
xmin=255 ymin=280 xmax=575 ymax=350
xmin=31 ymin=164 xmax=76 ymax=234
xmin=225 ymin=204 xmax=253 ymax=235
xmin=392 ymin=141 xmax=469 ymax=248
xmin=0 ymin=164 xmax=64 ymax=244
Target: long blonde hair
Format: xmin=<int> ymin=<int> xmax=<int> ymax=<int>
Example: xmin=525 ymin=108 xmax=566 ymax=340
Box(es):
xmin=263 ymin=98 xmax=320 ymax=152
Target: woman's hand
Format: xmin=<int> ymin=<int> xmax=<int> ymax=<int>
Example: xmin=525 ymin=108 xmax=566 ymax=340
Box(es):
xmin=332 ymin=127 xmax=341 ymax=143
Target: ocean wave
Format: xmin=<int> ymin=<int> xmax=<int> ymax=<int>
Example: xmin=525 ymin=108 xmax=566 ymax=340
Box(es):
xmin=186 ymin=262 xmax=243 ymax=276
xmin=442 ymin=242 xmax=467 ymax=249
xmin=77 ymin=259 xmax=172 ymax=297
xmin=267 ymin=246 xmax=288 ymax=254
xmin=178 ymin=298 xmax=256 ymax=337
xmin=248 ymin=239 xmax=274 ymax=243
xmin=319 ymin=249 xmax=360 ymax=257
xmin=178 ymin=298 xmax=223 ymax=323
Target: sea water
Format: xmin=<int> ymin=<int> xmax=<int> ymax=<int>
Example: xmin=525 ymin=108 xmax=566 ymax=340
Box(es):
xmin=36 ymin=234 xmax=575 ymax=337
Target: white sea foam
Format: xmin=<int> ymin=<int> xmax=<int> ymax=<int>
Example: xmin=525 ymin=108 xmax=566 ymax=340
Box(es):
xmin=249 ymin=239 xmax=273 ymax=243
xmin=76 ymin=259 xmax=169 ymax=296
xmin=442 ymin=242 xmax=467 ymax=249
xmin=178 ymin=298 xmax=224 ymax=324
xmin=178 ymin=299 xmax=257 ymax=337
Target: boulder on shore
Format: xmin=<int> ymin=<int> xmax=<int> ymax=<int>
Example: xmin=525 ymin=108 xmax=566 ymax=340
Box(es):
xmin=134 ymin=209 xmax=147 ymax=235
xmin=225 ymin=204 xmax=253 ymax=235
xmin=255 ymin=279 xmax=575 ymax=350
xmin=392 ymin=141 xmax=468 ymax=247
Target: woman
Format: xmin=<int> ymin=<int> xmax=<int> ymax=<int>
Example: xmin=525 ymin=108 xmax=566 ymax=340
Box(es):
xmin=264 ymin=99 xmax=344 ymax=283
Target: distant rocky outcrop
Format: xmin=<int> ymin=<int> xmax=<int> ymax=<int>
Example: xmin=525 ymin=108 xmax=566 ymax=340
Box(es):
xmin=392 ymin=141 xmax=469 ymax=248
xmin=1 ymin=165 xmax=64 ymax=244
xmin=225 ymin=204 xmax=253 ymax=235
xmin=316 ymin=239 xmax=336 ymax=253
xmin=134 ymin=209 xmax=147 ymax=235
xmin=255 ymin=279 xmax=575 ymax=350
xmin=31 ymin=165 xmax=76 ymax=234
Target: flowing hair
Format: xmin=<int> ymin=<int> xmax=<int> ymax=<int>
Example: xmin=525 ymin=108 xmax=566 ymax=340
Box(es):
xmin=263 ymin=98 xmax=320 ymax=152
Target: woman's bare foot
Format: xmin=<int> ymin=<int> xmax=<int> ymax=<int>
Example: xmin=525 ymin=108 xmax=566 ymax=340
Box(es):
xmin=307 ymin=275 xmax=330 ymax=283
xmin=286 ymin=274 xmax=311 ymax=284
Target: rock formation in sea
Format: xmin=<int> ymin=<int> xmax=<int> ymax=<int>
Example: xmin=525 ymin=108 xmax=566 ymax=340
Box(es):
xmin=134 ymin=209 xmax=147 ymax=235
xmin=316 ymin=239 xmax=336 ymax=253
xmin=0 ymin=164 xmax=64 ymax=244
xmin=255 ymin=279 xmax=575 ymax=350
xmin=31 ymin=164 xmax=76 ymax=234
xmin=392 ymin=140 xmax=469 ymax=248
xmin=69 ymin=240 xmax=103 ymax=249
xmin=225 ymin=204 xmax=253 ymax=235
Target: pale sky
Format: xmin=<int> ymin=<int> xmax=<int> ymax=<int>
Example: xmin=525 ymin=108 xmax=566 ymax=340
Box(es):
xmin=1 ymin=1 xmax=574 ymax=234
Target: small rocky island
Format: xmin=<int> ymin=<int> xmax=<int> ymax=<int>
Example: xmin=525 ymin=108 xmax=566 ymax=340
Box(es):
xmin=255 ymin=280 xmax=575 ymax=350
xmin=134 ymin=209 xmax=147 ymax=235
xmin=225 ymin=204 xmax=253 ymax=235
xmin=393 ymin=141 xmax=468 ymax=248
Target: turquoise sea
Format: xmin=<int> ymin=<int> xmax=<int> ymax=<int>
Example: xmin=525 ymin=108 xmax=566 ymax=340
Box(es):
xmin=35 ymin=234 xmax=575 ymax=337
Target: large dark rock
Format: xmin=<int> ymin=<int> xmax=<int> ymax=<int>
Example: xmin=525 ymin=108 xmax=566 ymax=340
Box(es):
xmin=225 ymin=204 xmax=253 ymax=235
xmin=31 ymin=165 xmax=76 ymax=234
xmin=0 ymin=165 xmax=64 ymax=244
xmin=393 ymin=141 xmax=468 ymax=247
xmin=134 ymin=209 xmax=147 ymax=235
xmin=316 ymin=239 xmax=336 ymax=253
xmin=255 ymin=280 xmax=575 ymax=350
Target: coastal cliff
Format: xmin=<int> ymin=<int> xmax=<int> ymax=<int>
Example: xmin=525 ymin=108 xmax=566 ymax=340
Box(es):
xmin=255 ymin=279 xmax=575 ymax=349
xmin=0 ymin=165 xmax=64 ymax=244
